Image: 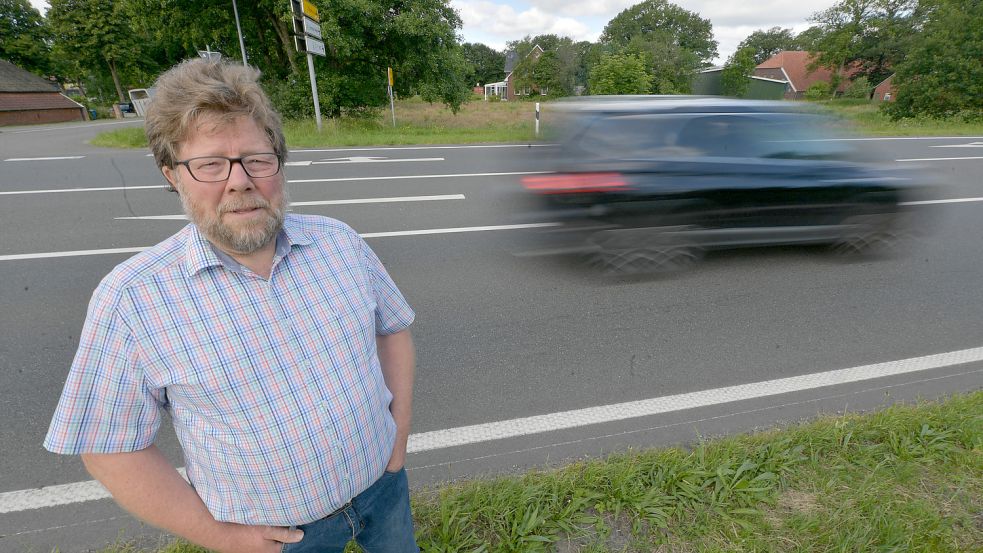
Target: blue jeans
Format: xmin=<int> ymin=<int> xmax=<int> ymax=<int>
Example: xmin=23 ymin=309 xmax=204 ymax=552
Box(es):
xmin=281 ymin=468 xmax=419 ymax=553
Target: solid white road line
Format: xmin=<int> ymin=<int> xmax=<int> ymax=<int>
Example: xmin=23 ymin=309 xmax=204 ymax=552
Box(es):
xmin=0 ymin=185 xmax=169 ymax=196
xmin=3 ymin=156 xmax=85 ymax=161
xmin=114 ymin=195 xmax=469 ymax=219
xmin=0 ymin=223 xmax=555 ymax=261
xmin=285 ymin=157 xmax=445 ymax=166
xmin=2 ymin=346 xmax=980 ymax=513
xmin=896 ymin=156 xmax=983 ymax=162
xmin=902 ymin=197 xmax=983 ymax=206
xmin=0 ymin=171 xmax=549 ymax=196
xmin=288 ymin=170 xmax=552 ymax=184
xmin=288 ymin=144 xmax=555 ymax=153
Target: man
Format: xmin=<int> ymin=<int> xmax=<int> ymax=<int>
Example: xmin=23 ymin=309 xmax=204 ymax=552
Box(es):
xmin=44 ymin=59 xmax=418 ymax=553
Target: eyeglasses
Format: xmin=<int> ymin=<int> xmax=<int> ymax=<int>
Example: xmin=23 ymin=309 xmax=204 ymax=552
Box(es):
xmin=175 ymin=153 xmax=281 ymax=182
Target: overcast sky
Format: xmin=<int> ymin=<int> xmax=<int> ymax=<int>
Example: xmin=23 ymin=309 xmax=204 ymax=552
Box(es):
xmin=30 ymin=0 xmax=835 ymax=64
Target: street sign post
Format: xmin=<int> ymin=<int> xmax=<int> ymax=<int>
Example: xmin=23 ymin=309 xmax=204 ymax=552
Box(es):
xmin=387 ymin=67 xmax=396 ymax=127
xmin=290 ymin=0 xmax=325 ymax=131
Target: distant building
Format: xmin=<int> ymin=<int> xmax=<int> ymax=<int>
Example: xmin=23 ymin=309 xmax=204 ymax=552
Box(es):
xmin=692 ymin=66 xmax=788 ymax=99
xmin=753 ymin=51 xmax=855 ymax=99
xmin=485 ymin=45 xmax=545 ymax=101
xmin=0 ymin=59 xmax=87 ymax=126
xmin=873 ymin=75 xmax=896 ymax=102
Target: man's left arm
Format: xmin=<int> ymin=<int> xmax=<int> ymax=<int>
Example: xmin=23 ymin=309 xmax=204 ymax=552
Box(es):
xmin=377 ymin=329 xmax=415 ymax=472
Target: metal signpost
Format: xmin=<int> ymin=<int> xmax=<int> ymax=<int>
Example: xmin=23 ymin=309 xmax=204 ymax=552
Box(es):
xmin=387 ymin=67 xmax=396 ymax=127
xmin=291 ymin=0 xmax=325 ymax=131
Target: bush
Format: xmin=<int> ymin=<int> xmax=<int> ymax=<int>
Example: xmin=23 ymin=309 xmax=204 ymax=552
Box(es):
xmin=804 ymin=81 xmax=831 ymax=101
xmin=844 ymin=76 xmax=873 ymax=99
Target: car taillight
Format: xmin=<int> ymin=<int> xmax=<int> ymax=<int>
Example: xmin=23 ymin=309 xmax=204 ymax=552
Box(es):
xmin=522 ymin=173 xmax=629 ymax=194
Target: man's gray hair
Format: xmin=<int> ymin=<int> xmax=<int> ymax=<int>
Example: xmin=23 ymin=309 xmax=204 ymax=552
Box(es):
xmin=145 ymin=59 xmax=287 ymax=176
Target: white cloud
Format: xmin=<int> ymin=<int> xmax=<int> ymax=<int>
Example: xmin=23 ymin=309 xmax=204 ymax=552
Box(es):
xmin=454 ymin=0 xmax=838 ymax=62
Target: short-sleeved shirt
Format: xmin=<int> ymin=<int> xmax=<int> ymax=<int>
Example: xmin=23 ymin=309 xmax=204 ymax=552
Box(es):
xmin=44 ymin=214 xmax=415 ymax=526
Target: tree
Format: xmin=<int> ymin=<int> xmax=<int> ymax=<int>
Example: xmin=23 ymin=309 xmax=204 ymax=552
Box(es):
xmin=588 ymin=53 xmax=653 ymax=95
xmin=600 ymin=0 xmax=717 ymax=61
xmin=599 ymin=0 xmax=717 ymax=94
xmin=885 ymin=0 xmax=983 ymax=119
xmin=736 ymin=27 xmax=800 ymax=65
xmin=462 ymin=42 xmax=505 ymax=86
xmin=507 ymin=35 xmax=580 ymax=98
xmin=47 ymin=0 xmax=142 ymax=102
xmin=0 ymin=0 xmax=51 ymax=75
xmin=720 ymin=46 xmax=756 ymax=97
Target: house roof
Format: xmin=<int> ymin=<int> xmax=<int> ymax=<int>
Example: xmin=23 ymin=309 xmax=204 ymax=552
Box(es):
xmin=503 ymin=44 xmax=544 ymax=74
xmin=755 ymin=51 xmax=834 ymax=92
xmin=0 ymin=59 xmax=59 ymax=93
xmin=0 ymin=92 xmax=84 ymax=112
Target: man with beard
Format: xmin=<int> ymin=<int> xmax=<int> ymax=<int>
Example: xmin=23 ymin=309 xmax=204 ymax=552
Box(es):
xmin=44 ymin=60 xmax=418 ymax=553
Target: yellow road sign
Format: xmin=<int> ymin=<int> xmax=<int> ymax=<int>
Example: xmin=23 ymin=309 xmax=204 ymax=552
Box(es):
xmin=302 ymin=0 xmax=318 ymax=21
xmin=388 ymin=67 xmax=394 ymax=86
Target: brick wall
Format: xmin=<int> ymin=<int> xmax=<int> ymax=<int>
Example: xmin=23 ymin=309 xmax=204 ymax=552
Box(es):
xmin=0 ymin=108 xmax=85 ymax=126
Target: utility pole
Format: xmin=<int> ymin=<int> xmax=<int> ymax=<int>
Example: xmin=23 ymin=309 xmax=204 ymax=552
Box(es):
xmin=291 ymin=0 xmax=326 ymax=131
xmin=232 ymin=0 xmax=248 ymax=66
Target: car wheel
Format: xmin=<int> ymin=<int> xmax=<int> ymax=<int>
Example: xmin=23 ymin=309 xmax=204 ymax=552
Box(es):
xmin=587 ymin=227 xmax=704 ymax=275
xmin=831 ymin=213 xmax=905 ymax=256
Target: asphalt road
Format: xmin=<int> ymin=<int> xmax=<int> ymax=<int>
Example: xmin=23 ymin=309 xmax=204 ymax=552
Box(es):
xmin=1 ymin=120 xmax=982 ymax=552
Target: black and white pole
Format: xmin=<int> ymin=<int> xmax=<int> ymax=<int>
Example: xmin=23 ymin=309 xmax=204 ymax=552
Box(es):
xmin=388 ymin=67 xmax=396 ymax=127
xmin=535 ymin=102 xmax=540 ymax=136
xmin=307 ymin=54 xmax=322 ymax=132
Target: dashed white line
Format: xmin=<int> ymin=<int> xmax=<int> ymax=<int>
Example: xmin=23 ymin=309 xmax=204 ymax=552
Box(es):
xmin=2 ymin=346 xmax=981 ymax=513
xmin=288 ymin=144 xmax=554 ymax=153
xmin=0 ymin=223 xmax=558 ymax=261
xmin=0 ymin=185 xmax=168 ymax=196
xmin=3 ymin=156 xmax=85 ymax=161
xmin=896 ymin=156 xmax=983 ymax=162
xmin=114 ymin=194 xmax=469 ymax=219
xmin=288 ymin=171 xmax=551 ymax=184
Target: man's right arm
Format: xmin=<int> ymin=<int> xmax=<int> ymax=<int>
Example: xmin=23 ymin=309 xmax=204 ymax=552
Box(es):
xmin=82 ymin=446 xmax=303 ymax=553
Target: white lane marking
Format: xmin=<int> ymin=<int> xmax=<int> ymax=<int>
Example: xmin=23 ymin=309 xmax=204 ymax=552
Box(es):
xmin=2 ymin=347 xmax=980 ymax=513
xmin=114 ymin=194 xmax=468 ymax=219
xmin=3 ymin=156 xmax=85 ymax=161
xmin=405 ymin=346 xmax=983 ymax=453
xmin=286 ymin=157 xmax=444 ymax=165
xmin=288 ymin=171 xmax=551 ymax=184
xmin=0 ymin=171 xmax=549 ymax=196
xmin=8 ymin=120 xmax=141 ymax=134
xmin=897 ymin=156 xmax=983 ymax=162
xmin=0 ymin=185 xmax=168 ymax=196
xmin=0 ymin=247 xmax=149 ymax=261
xmin=290 ymin=194 xmax=464 ymax=206
xmin=902 ymin=197 xmax=983 ymax=206
xmin=932 ymin=141 xmax=983 ymax=148
xmin=809 ymin=136 xmax=983 ymax=142
xmin=361 ymin=223 xmax=559 ymax=238
xmin=0 ymin=223 xmax=556 ymax=261
xmin=289 ymin=144 xmax=555 ymax=153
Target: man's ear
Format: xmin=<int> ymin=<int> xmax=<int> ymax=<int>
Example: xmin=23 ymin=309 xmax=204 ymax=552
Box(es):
xmin=161 ymin=166 xmax=180 ymax=193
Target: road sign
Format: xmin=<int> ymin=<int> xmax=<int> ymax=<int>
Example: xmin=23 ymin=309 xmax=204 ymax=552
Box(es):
xmin=295 ymin=35 xmax=326 ymax=57
xmin=290 ymin=0 xmax=319 ymax=21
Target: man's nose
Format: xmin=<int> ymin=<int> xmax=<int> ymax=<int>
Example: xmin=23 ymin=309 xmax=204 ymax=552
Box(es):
xmin=226 ymin=159 xmax=254 ymax=189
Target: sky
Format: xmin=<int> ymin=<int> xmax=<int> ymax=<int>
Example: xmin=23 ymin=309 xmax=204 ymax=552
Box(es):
xmin=29 ymin=0 xmax=838 ymax=65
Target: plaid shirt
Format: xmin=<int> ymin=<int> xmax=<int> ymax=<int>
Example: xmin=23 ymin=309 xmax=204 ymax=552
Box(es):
xmin=44 ymin=214 xmax=414 ymax=525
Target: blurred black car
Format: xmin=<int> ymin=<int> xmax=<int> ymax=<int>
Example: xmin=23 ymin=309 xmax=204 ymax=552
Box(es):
xmin=519 ymin=96 xmax=925 ymax=273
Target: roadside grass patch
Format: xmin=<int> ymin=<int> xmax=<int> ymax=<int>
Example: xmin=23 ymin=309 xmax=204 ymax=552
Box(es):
xmin=819 ymin=100 xmax=983 ymax=136
xmin=88 ymin=97 xmax=539 ymax=150
xmin=92 ymin=391 xmax=981 ymax=552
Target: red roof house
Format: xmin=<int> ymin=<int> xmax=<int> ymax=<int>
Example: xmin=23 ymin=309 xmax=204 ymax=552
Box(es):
xmin=0 ymin=59 xmax=86 ymax=126
xmin=754 ymin=51 xmax=855 ymax=99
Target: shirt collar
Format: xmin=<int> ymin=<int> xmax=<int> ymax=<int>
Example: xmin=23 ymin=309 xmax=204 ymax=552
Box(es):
xmin=184 ymin=215 xmax=314 ymax=277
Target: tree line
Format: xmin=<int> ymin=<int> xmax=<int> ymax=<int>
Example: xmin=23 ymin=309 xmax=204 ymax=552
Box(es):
xmin=1 ymin=0 xmax=978 ymax=120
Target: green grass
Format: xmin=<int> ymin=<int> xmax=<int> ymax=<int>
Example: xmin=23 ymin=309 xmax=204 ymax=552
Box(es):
xmin=81 ymin=391 xmax=982 ymax=553
xmin=818 ymin=100 xmax=983 ymax=136
xmin=88 ymin=96 xmax=539 ymax=149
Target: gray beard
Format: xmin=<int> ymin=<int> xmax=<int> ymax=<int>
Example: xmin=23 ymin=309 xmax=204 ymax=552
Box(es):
xmin=180 ymin=188 xmax=289 ymax=255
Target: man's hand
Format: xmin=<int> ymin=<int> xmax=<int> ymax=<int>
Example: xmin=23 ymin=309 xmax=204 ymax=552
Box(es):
xmin=215 ymin=523 xmax=304 ymax=553
xmin=386 ymin=441 xmax=406 ymax=472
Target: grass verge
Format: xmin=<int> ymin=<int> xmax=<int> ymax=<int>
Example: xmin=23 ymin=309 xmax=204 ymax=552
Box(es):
xmin=819 ymin=100 xmax=983 ymax=136
xmin=89 ymin=391 xmax=982 ymax=553
xmin=89 ymin=96 xmax=538 ymax=149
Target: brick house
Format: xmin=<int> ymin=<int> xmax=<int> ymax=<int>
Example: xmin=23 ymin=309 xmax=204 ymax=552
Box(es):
xmin=754 ymin=50 xmax=855 ymax=99
xmin=0 ymin=59 xmax=86 ymax=126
